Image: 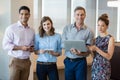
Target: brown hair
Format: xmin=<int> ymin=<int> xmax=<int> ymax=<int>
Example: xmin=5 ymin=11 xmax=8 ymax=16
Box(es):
xmin=98 ymin=13 xmax=109 ymax=26
xmin=39 ymin=16 xmax=55 ymax=37
xmin=74 ymin=6 xmax=86 ymax=14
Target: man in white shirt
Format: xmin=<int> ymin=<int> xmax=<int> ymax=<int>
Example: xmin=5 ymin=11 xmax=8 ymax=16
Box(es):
xmin=2 ymin=6 xmax=35 ymax=80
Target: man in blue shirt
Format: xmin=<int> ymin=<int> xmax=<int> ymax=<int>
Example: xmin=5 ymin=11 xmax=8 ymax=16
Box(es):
xmin=62 ymin=6 xmax=94 ymax=80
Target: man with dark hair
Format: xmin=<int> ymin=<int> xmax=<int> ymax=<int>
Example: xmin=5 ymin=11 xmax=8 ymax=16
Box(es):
xmin=2 ymin=6 xmax=34 ymax=80
xmin=62 ymin=6 xmax=94 ymax=80
xmin=19 ymin=6 xmax=30 ymax=13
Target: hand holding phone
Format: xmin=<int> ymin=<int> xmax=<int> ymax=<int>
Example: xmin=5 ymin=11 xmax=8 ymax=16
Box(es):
xmin=29 ymin=45 xmax=34 ymax=52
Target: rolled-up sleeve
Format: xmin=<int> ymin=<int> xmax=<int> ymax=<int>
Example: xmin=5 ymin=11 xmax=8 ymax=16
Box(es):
xmin=2 ymin=27 xmax=15 ymax=51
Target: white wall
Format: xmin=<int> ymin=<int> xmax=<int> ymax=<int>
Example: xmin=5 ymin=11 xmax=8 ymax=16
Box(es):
xmin=0 ymin=0 xmax=10 ymax=80
xmin=42 ymin=0 xmax=68 ymax=34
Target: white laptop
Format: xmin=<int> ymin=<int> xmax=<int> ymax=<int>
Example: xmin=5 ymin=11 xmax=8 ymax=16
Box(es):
xmin=64 ymin=40 xmax=88 ymax=52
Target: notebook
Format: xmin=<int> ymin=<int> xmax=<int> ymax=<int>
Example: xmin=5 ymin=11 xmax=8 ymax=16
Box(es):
xmin=64 ymin=40 xmax=88 ymax=52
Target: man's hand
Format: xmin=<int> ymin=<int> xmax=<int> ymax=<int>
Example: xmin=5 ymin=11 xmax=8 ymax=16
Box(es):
xmin=70 ymin=48 xmax=81 ymax=55
xmin=13 ymin=45 xmax=35 ymax=52
xmin=70 ymin=48 xmax=89 ymax=56
xmin=21 ymin=46 xmax=30 ymax=51
xmin=28 ymin=46 xmax=34 ymax=52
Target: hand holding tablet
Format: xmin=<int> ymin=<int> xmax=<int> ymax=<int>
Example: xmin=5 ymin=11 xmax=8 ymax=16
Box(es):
xmin=64 ymin=40 xmax=88 ymax=52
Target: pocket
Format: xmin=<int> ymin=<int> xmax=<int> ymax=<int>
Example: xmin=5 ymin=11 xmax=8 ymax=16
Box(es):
xmin=64 ymin=58 xmax=67 ymax=64
xmin=27 ymin=60 xmax=31 ymax=66
xmin=9 ymin=59 xmax=14 ymax=68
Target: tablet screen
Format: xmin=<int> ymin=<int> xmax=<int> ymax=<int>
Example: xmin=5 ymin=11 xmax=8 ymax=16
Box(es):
xmin=64 ymin=40 xmax=88 ymax=52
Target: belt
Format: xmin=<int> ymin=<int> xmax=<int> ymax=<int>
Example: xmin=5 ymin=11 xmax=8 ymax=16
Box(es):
xmin=37 ymin=61 xmax=56 ymax=65
xmin=12 ymin=57 xmax=29 ymax=61
xmin=66 ymin=57 xmax=85 ymax=62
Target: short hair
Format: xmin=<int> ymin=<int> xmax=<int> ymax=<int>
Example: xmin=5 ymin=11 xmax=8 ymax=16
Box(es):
xmin=98 ymin=13 xmax=109 ymax=26
xmin=19 ymin=6 xmax=30 ymax=13
xmin=74 ymin=6 xmax=86 ymax=14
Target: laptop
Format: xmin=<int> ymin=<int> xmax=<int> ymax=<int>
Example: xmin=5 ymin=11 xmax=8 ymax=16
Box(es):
xmin=64 ymin=40 xmax=88 ymax=52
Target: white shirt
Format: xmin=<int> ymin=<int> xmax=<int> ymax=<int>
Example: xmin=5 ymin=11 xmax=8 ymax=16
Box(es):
xmin=2 ymin=21 xmax=35 ymax=59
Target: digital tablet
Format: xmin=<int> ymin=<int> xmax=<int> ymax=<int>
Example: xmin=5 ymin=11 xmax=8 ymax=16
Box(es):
xmin=44 ymin=49 xmax=54 ymax=51
xmin=64 ymin=40 xmax=88 ymax=52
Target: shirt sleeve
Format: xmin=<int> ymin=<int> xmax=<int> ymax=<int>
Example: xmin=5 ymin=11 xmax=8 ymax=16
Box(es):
xmin=61 ymin=25 xmax=68 ymax=48
xmin=30 ymin=32 xmax=35 ymax=46
xmin=86 ymin=30 xmax=94 ymax=45
xmin=2 ymin=27 xmax=15 ymax=51
xmin=34 ymin=34 xmax=39 ymax=51
xmin=56 ymin=34 xmax=62 ymax=55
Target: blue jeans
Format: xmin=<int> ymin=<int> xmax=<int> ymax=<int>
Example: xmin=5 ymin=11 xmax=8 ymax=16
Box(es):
xmin=36 ymin=63 xmax=59 ymax=80
xmin=64 ymin=57 xmax=87 ymax=80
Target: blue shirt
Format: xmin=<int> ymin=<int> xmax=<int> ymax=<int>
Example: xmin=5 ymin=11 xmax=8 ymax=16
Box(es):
xmin=62 ymin=23 xmax=94 ymax=58
xmin=34 ymin=33 xmax=62 ymax=62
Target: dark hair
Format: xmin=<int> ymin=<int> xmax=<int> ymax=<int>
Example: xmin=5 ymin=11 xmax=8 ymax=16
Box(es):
xmin=74 ymin=6 xmax=86 ymax=14
xmin=39 ymin=16 xmax=55 ymax=37
xmin=98 ymin=13 xmax=109 ymax=26
xmin=19 ymin=6 xmax=30 ymax=13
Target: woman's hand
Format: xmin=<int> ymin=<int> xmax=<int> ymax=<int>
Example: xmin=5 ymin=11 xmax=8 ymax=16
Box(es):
xmin=47 ymin=50 xmax=60 ymax=57
xmin=34 ymin=49 xmax=46 ymax=55
xmin=39 ymin=49 xmax=46 ymax=54
xmin=89 ymin=45 xmax=96 ymax=52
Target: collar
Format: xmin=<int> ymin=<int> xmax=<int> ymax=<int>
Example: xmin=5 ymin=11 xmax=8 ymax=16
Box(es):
xmin=17 ymin=21 xmax=30 ymax=29
xmin=72 ymin=22 xmax=87 ymax=30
